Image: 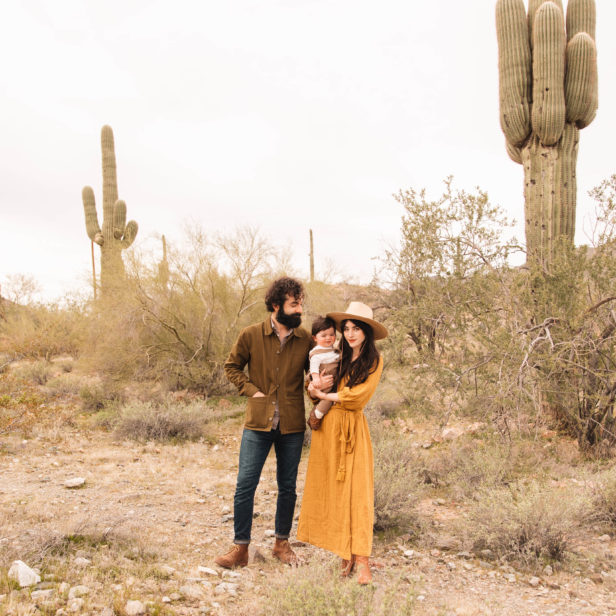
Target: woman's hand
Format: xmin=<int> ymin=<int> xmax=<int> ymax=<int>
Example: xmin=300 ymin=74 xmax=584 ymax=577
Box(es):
xmin=307 ymin=383 xmax=323 ymax=399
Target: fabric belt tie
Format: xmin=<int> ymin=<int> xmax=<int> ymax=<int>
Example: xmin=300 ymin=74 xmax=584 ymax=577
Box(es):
xmin=336 ymin=411 xmax=356 ymax=482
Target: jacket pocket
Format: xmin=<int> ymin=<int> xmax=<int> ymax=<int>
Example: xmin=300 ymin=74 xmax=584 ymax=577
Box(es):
xmin=245 ymin=396 xmax=274 ymax=430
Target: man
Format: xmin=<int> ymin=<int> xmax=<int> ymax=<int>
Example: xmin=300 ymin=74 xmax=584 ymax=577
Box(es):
xmin=215 ymin=277 xmax=332 ymax=568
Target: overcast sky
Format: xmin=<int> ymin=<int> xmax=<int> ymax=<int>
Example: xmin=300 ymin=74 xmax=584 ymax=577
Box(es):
xmin=1 ymin=0 xmax=615 ymax=301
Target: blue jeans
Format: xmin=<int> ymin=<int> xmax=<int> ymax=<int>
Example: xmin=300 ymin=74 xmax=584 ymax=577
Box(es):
xmin=233 ymin=427 xmax=304 ymax=544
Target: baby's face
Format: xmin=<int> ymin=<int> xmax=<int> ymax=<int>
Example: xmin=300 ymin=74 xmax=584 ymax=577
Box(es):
xmin=313 ymin=327 xmax=336 ymax=348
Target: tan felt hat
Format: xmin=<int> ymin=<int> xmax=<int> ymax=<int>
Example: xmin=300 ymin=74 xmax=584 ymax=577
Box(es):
xmin=326 ymin=301 xmax=388 ymax=340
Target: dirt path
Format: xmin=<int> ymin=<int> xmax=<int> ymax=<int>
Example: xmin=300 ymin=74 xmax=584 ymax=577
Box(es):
xmin=1 ymin=420 xmax=616 ymax=615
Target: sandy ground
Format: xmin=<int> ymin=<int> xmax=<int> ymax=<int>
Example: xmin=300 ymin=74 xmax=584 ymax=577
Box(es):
xmin=1 ymin=412 xmax=616 ymax=616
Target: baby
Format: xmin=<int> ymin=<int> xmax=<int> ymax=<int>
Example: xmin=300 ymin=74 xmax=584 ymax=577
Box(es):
xmin=308 ymin=315 xmax=340 ymax=427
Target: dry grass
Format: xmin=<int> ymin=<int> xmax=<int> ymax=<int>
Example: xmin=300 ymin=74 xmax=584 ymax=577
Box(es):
xmin=462 ymin=481 xmax=589 ymax=568
xmin=368 ymin=408 xmax=423 ymax=533
xmin=112 ymin=399 xmax=237 ymax=442
xmin=260 ymin=557 xmax=416 ymax=616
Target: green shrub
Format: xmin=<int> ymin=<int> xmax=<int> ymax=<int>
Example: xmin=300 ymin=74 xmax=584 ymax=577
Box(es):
xmin=591 ymin=466 xmax=616 ymax=528
xmin=262 ymin=558 xmax=415 ymax=616
xmin=14 ymin=360 xmax=53 ymax=385
xmin=112 ymin=399 xmax=228 ymax=442
xmin=79 ymin=382 xmax=124 ymax=413
xmin=418 ymin=436 xmax=514 ymax=499
xmin=368 ymin=408 xmax=423 ymax=532
xmin=463 ymin=481 xmax=588 ymax=567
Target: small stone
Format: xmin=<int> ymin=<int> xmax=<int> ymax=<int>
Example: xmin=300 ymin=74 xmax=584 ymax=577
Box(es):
xmin=31 ymin=589 xmax=55 ymax=602
xmin=264 ymin=530 xmax=275 ymax=537
xmin=67 ymin=598 xmax=84 ymax=613
xmin=456 ymin=551 xmax=472 ymax=560
xmin=480 ymin=549 xmax=494 ymax=558
xmin=543 ymin=565 xmax=553 ymax=576
xmin=222 ymin=570 xmax=241 ymax=579
xmin=403 ymin=549 xmax=415 ymax=559
xmin=159 ymin=564 xmax=176 ymax=576
xmin=180 ymin=584 xmax=206 ymax=600
xmin=8 ymin=560 xmax=40 ymax=587
xmin=64 ymin=477 xmax=86 ymax=488
xmin=100 ymin=609 xmax=114 ymax=616
xmin=221 ymin=505 xmax=231 ymax=515
xmin=599 ymin=534 xmax=611 ymax=543
xmin=55 ymin=610 xmax=68 ymax=616
xmin=434 ymin=498 xmax=446 ymax=506
xmin=74 ymin=557 xmax=91 ymax=567
xmin=504 ymin=573 xmax=516 ymax=583
xmin=68 ymin=585 xmax=90 ymax=599
xmin=198 ymin=566 xmax=219 ymax=577
xmin=430 ymin=549 xmax=441 ymax=557
xmin=58 ymin=582 xmax=70 ymax=595
xmin=446 ymin=561 xmax=456 ymax=570
xmin=252 ymin=549 xmax=267 ymax=563
xmin=125 ymin=600 xmax=146 ymax=616
xmin=528 ymin=576 xmax=540 ymax=587
xmin=417 ymin=594 xmax=425 ymax=601
xmin=214 ymin=582 xmax=238 ymax=596
xmin=221 ymin=514 xmax=233 ymax=523
xmin=442 ymin=427 xmax=463 ymax=441
xmin=170 ymin=592 xmax=182 ymax=601
xmin=463 ymin=563 xmax=473 ymax=571
xmin=162 ymin=596 xmax=171 ymax=603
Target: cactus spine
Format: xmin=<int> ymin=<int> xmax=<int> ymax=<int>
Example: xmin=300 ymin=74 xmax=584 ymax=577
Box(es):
xmin=82 ymin=126 xmax=138 ymax=291
xmin=496 ymin=0 xmax=598 ymax=266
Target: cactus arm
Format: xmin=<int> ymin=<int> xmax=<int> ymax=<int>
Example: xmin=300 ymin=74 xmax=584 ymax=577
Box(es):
xmin=565 ymin=33 xmax=598 ymax=129
xmin=113 ymin=200 xmax=127 ymax=239
xmin=505 ymin=140 xmax=523 ymax=164
xmin=528 ymin=0 xmax=563 ymax=45
xmin=82 ymin=186 xmax=104 ymax=246
xmin=121 ymin=221 xmax=138 ymax=248
xmin=566 ymin=0 xmax=595 ymax=41
xmin=101 ymin=125 xmax=118 ymax=240
xmin=496 ymin=0 xmax=532 ymax=147
xmin=531 ymin=2 xmax=566 ymax=146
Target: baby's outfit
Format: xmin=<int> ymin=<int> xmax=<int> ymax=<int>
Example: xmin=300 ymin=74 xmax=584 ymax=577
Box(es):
xmin=309 ymin=344 xmax=340 ymax=418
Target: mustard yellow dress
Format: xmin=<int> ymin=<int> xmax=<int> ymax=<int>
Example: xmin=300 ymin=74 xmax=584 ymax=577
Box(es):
xmin=297 ymin=357 xmax=383 ymax=560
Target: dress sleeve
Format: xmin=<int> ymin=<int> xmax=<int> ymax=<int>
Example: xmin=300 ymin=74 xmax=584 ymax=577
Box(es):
xmin=336 ymin=357 xmax=383 ymax=412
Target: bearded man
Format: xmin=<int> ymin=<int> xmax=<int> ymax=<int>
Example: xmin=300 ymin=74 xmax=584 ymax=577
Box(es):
xmin=215 ymin=277 xmax=331 ymax=568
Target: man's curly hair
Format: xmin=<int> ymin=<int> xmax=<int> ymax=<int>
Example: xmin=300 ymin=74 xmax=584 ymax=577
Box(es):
xmin=264 ymin=277 xmax=305 ymax=312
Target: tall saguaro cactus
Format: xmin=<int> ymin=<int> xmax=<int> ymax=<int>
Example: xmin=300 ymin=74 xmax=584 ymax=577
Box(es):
xmin=82 ymin=125 xmax=138 ymax=292
xmin=496 ymin=0 xmax=598 ymax=266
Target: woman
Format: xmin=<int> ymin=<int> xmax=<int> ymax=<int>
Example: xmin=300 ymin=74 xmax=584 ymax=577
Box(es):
xmin=297 ymin=302 xmax=387 ymax=584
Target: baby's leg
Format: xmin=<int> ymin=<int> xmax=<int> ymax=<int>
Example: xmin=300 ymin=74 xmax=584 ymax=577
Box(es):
xmin=315 ymin=398 xmax=333 ymax=415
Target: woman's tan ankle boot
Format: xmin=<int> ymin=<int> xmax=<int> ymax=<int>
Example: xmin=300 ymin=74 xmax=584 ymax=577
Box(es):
xmin=341 ymin=555 xmax=355 ymax=577
xmin=355 ymin=556 xmax=372 ymax=584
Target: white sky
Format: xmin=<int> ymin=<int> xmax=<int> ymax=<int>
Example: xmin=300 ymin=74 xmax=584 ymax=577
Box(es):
xmin=1 ymin=0 xmax=615 ymax=301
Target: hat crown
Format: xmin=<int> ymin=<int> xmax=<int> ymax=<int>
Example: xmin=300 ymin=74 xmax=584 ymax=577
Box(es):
xmin=342 ymin=301 xmax=374 ymax=321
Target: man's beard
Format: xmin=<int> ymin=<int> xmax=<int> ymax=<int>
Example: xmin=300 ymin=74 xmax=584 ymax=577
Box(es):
xmin=276 ymin=307 xmax=302 ymax=329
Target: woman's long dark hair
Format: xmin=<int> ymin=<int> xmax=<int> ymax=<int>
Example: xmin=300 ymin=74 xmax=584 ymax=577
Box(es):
xmin=337 ymin=319 xmax=380 ymax=389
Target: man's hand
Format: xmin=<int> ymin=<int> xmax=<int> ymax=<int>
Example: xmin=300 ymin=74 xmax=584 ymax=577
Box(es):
xmin=252 ymin=391 xmax=265 ymax=397
xmin=311 ymin=374 xmax=322 ymax=389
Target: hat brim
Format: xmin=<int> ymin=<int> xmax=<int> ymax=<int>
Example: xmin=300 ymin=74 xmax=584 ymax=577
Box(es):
xmin=325 ymin=312 xmax=388 ymax=340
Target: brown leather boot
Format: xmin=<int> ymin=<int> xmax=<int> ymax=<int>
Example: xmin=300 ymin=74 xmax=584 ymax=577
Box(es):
xmin=272 ymin=538 xmax=298 ymax=566
xmin=341 ymin=555 xmax=355 ymax=577
xmin=214 ymin=544 xmax=249 ymax=569
xmin=355 ymin=555 xmax=372 ymax=584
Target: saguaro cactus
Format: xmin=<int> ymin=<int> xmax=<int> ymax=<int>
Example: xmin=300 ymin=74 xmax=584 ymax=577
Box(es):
xmin=82 ymin=125 xmax=138 ymax=291
xmin=496 ymin=0 xmax=597 ymax=266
